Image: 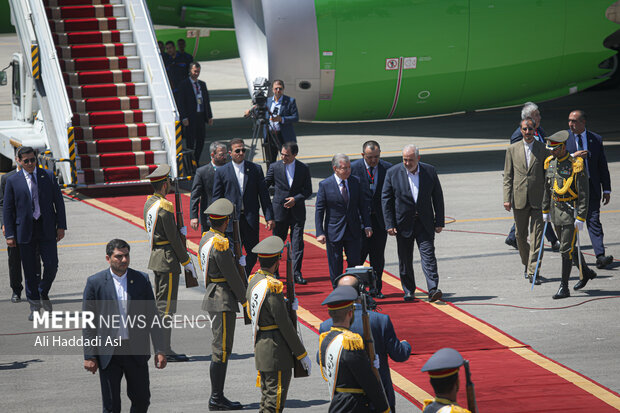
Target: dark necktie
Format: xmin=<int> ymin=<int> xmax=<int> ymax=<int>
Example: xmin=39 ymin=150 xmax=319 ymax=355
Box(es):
xmin=30 ymin=173 xmax=41 ymax=219
xmin=576 ymin=134 xmax=584 ymax=151
xmin=340 ymin=180 xmax=349 ymax=205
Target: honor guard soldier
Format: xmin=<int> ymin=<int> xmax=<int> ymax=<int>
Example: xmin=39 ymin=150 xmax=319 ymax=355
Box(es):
xmin=421 ymin=348 xmax=471 ymax=413
xmin=144 ymin=164 xmax=197 ymax=362
xmin=246 ymin=236 xmax=311 ymax=412
xmin=542 ymin=131 xmax=597 ymax=299
xmin=198 ymin=198 xmax=246 ymax=410
xmin=318 ymin=286 xmax=390 ymax=413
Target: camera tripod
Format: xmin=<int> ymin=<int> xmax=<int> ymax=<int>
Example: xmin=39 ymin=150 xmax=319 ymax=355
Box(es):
xmin=249 ymin=112 xmax=282 ymax=170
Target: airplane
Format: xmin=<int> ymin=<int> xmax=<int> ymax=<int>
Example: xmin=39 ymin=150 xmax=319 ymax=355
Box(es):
xmin=2 ymin=0 xmax=619 ymax=122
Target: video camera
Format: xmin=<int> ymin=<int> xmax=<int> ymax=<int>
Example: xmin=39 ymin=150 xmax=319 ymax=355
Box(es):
xmin=336 ymin=266 xmax=378 ymax=310
xmin=251 ymin=77 xmax=271 ymax=118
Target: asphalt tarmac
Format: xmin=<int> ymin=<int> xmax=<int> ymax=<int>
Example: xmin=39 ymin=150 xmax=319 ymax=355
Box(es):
xmin=1 ymin=33 xmax=619 ymax=412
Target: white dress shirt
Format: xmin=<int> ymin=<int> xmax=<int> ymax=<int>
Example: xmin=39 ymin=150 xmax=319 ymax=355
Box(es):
xmin=110 ymin=269 xmax=129 ymax=340
xmin=191 ymin=78 xmax=203 ymax=112
xmin=233 ymin=161 xmax=245 ymax=195
xmin=574 ymin=129 xmax=590 ymax=178
xmin=407 ymin=168 xmax=420 ymax=202
xmin=270 ymin=97 xmax=283 ymax=131
xmin=523 ymin=139 xmax=534 ymax=168
xmin=334 ymin=174 xmax=348 ymax=196
xmin=285 ymin=161 xmax=295 ymax=187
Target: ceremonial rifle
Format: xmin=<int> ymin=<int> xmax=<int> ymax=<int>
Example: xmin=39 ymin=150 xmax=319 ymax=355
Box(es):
xmin=285 ymin=241 xmax=309 ymax=378
xmin=360 ymin=293 xmax=389 ymax=407
xmin=464 ymin=360 xmax=478 ymax=413
xmin=232 ymin=205 xmax=252 ymax=325
xmin=174 ymin=178 xmax=198 ymax=288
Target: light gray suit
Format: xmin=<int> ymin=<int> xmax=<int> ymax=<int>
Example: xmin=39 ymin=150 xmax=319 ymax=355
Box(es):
xmin=503 ymin=139 xmax=548 ymax=276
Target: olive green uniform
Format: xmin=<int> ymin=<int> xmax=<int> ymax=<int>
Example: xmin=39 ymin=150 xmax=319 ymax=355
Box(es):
xmin=247 ymin=269 xmax=307 ymax=412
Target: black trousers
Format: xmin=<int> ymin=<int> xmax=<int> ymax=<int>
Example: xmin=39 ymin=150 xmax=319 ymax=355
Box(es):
xmin=361 ymin=214 xmax=388 ymax=292
xmin=396 ymin=221 xmax=439 ymax=295
xmin=273 ymin=214 xmax=305 ymax=277
xmin=7 ymin=245 xmax=23 ymax=295
xmin=239 ymin=214 xmax=260 ymax=275
xmin=99 ymin=353 xmax=150 ymax=413
xmin=326 ymin=230 xmax=362 ymax=287
xmin=185 ymin=112 xmax=206 ymax=164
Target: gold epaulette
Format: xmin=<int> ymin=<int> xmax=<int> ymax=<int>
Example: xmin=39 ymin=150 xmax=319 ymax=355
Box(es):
xmin=571 ymin=156 xmax=584 ymax=173
xmin=341 ymin=330 xmax=364 ymax=351
xmin=423 ymin=399 xmax=434 ymax=408
xmin=451 ymin=405 xmax=472 ymax=413
xmin=159 ymin=198 xmax=174 ymax=213
xmin=544 ymin=155 xmax=554 ymax=170
xmin=212 ymin=234 xmax=229 ymax=251
xmin=319 ymin=331 xmax=330 ymax=351
xmin=267 ymin=277 xmax=283 ymax=294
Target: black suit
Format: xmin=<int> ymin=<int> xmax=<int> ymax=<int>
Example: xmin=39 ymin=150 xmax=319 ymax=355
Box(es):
xmin=1 ymin=169 xmax=23 ymax=297
xmin=351 ymin=159 xmax=392 ymax=292
xmin=382 ymin=163 xmax=445 ymax=295
xmin=177 ymin=77 xmax=213 ymax=164
xmin=265 ymin=159 xmax=312 ymax=276
xmin=190 ymin=162 xmax=218 ymax=233
xmin=83 ymin=268 xmax=164 ymax=413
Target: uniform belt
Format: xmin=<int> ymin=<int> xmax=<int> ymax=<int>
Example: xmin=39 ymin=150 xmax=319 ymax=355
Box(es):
xmin=208 ymin=277 xmax=227 ymax=283
xmin=553 ymin=195 xmax=577 ymax=202
xmin=335 ymin=388 xmax=365 ymax=394
xmin=154 ymin=241 xmax=170 ymax=246
xmin=258 ymin=325 xmax=278 ymax=331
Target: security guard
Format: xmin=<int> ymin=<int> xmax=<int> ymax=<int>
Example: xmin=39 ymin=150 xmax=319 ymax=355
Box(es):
xmin=198 ymin=198 xmax=246 ymax=410
xmin=246 ymin=236 xmax=311 ymax=412
xmin=318 ymin=286 xmax=390 ymax=413
xmin=421 ymin=348 xmax=471 ymax=413
xmin=542 ymin=131 xmax=597 ymax=299
xmin=143 ymin=164 xmax=197 ymax=361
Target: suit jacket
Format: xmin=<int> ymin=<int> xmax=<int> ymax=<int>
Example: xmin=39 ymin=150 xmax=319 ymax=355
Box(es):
xmin=319 ymin=304 xmax=411 ymax=408
xmin=382 ymin=162 xmax=445 ymax=237
xmin=350 ymin=158 xmax=392 ymax=230
xmin=3 ymin=167 xmax=67 ymax=243
xmin=190 ymin=162 xmax=217 ymax=230
xmin=212 ymin=160 xmax=274 ymax=231
xmin=177 ymin=77 xmax=213 ymax=121
xmin=566 ymin=130 xmax=611 ymax=201
xmin=503 ymin=139 xmax=547 ymax=209
xmin=315 ymin=174 xmax=371 ymax=242
xmin=0 ymin=168 xmax=18 ymax=227
xmin=264 ymin=95 xmax=298 ymax=143
xmin=82 ymin=268 xmax=164 ymax=369
xmin=265 ymin=159 xmax=312 ymax=222
xmin=510 ymin=126 xmax=546 ymax=144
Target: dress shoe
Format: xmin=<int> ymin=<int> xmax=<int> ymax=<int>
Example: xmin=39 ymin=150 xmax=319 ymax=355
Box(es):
xmin=573 ymin=268 xmax=596 ymax=291
xmin=209 ymin=396 xmax=243 ymax=411
xmin=403 ymin=293 xmax=415 ymax=302
xmin=375 ymin=292 xmax=386 ymax=299
xmin=528 ymin=274 xmax=542 ymax=285
xmin=11 ymin=293 xmax=21 ymax=303
xmin=552 ymin=284 xmax=570 ymax=299
xmin=505 ymin=237 xmax=518 ymax=250
xmin=552 ymin=241 xmax=561 ymax=252
xmin=596 ymin=255 xmax=613 ymax=269
xmin=294 ymin=274 xmax=307 ymax=285
xmin=40 ymin=293 xmax=53 ymax=312
xmin=166 ymin=350 xmax=189 ymax=362
xmin=523 ymin=270 xmax=529 ymax=280
xmin=28 ymin=309 xmax=38 ymax=321
xmin=428 ymin=289 xmax=443 ymax=302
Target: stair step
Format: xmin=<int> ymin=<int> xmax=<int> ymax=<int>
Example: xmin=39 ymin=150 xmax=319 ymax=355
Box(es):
xmin=76 ymin=137 xmax=164 ymax=154
xmin=64 ymin=69 xmax=144 ymax=86
xmin=45 ymin=0 xmax=119 ymax=6
xmin=53 ymin=30 xmax=132 ymax=46
xmin=57 ymin=42 xmax=136 ymax=59
xmin=67 ymin=82 xmax=147 ymax=98
xmin=77 ymin=150 xmax=166 ymax=168
xmin=78 ymin=164 xmax=158 ymax=184
xmin=45 ymin=4 xmax=125 ymax=20
xmin=72 ymin=109 xmax=155 ymax=126
xmin=60 ymin=56 xmax=140 ymax=71
xmin=49 ymin=17 xmax=129 ymax=32
xmin=71 ymin=96 xmax=151 ymax=112
xmin=73 ymin=123 xmax=159 ymax=140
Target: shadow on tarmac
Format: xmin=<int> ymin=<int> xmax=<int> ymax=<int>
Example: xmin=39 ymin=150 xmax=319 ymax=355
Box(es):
xmin=0 ymin=359 xmax=43 ymax=370
xmin=188 ymin=353 xmax=254 ymax=362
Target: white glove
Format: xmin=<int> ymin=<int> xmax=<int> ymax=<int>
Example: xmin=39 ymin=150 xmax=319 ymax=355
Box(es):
xmin=238 ymin=255 xmax=246 ymax=267
xmin=300 ymin=355 xmax=312 ymax=375
xmin=184 ymin=262 xmax=198 ymax=279
xmin=291 ymin=297 xmax=299 ymax=311
xmin=542 ymin=213 xmax=551 ymax=223
xmin=373 ymin=354 xmax=380 ymax=370
xmin=179 ymin=226 xmax=187 ymax=236
xmin=574 ymin=219 xmax=584 ymax=231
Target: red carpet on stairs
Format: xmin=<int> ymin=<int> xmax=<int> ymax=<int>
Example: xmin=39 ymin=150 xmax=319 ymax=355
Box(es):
xmin=77 ymin=192 xmax=620 ymax=412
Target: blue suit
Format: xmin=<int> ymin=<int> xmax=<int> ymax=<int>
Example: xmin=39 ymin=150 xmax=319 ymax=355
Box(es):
xmin=566 ymin=130 xmax=612 ymax=257
xmin=265 ymin=95 xmax=298 ymax=144
xmin=319 ymin=304 xmax=411 ymax=411
xmin=212 ymin=160 xmax=274 ymax=273
xmin=382 ymin=163 xmax=444 ymax=294
xmin=82 ymin=268 xmax=164 ymax=412
xmin=315 ymin=174 xmax=371 ymax=285
xmin=3 ymin=168 xmax=66 ymax=309
xmin=351 ymin=159 xmax=392 ymax=292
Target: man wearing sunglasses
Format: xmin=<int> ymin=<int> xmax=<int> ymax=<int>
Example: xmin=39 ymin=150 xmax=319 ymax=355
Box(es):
xmin=213 ymin=138 xmax=275 ymax=274
xmin=264 ymin=80 xmax=299 ymax=162
xmin=3 ymin=146 xmax=67 ymax=321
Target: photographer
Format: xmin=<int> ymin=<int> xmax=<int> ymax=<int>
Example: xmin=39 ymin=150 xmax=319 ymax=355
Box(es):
xmin=318 ymin=274 xmax=411 ymax=413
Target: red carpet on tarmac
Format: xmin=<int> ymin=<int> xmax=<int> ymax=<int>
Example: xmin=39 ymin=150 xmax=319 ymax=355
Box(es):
xmin=77 ymin=192 xmax=620 ymax=412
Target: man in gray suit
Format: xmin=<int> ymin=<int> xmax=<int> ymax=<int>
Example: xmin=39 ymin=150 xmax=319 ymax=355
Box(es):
xmin=503 ymin=118 xmax=548 ymax=284
xmin=190 ymin=141 xmax=228 ymax=233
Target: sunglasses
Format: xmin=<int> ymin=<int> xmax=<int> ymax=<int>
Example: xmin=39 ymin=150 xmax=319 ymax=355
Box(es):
xmin=233 ymin=148 xmax=247 ymax=154
xmin=521 ymin=127 xmax=534 ymax=131
xmin=22 ymin=158 xmax=37 ymax=164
